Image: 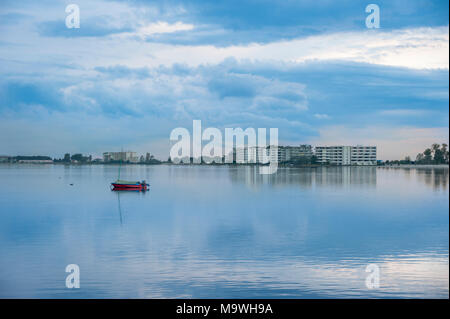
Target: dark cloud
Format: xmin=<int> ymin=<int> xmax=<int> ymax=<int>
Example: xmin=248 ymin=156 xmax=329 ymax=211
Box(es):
xmin=120 ymin=0 xmax=449 ymax=45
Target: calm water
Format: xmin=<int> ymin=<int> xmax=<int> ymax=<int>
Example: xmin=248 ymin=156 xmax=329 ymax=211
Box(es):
xmin=0 ymin=164 xmax=448 ymax=298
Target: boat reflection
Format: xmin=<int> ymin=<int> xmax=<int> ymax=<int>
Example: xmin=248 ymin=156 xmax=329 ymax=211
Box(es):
xmin=114 ymin=188 xmax=148 ymax=225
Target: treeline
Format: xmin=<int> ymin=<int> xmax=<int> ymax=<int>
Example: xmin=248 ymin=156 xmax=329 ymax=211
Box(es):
xmin=415 ymin=143 xmax=449 ymax=164
xmin=54 ymin=153 xmax=92 ymax=163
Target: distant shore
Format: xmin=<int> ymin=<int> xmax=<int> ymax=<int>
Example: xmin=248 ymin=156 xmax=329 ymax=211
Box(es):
xmin=380 ymin=164 xmax=449 ymax=168
xmin=1 ymin=162 xmax=448 ymax=169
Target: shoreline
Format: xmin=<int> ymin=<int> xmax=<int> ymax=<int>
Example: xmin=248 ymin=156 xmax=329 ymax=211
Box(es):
xmin=0 ymin=162 xmax=448 ymax=168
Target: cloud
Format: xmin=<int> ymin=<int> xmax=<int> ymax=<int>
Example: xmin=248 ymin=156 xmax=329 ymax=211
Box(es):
xmin=116 ymin=21 xmax=195 ymax=39
xmin=38 ymin=18 xmax=134 ymax=38
xmin=120 ymin=0 xmax=448 ymax=45
xmin=122 ymin=26 xmax=450 ymax=69
xmin=314 ymin=113 xmax=331 ymax=120
xmin=1 ymin=58 xmax=447 ymax=159
xmin=0 ymin=12 xmax=31 ymax=26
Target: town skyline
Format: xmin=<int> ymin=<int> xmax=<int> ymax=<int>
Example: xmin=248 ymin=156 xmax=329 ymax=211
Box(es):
xmin=2 ymin=142 xmax=449 ymax=165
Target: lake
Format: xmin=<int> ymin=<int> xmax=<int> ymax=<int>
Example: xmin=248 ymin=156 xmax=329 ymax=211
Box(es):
xmin=0 ymin=164 xmax=448 ymax=298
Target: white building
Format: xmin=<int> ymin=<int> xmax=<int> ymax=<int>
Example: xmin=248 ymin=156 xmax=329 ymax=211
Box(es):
xmin=315 ymin=146 xmax=376 ymax=165
xmin=103 ymin=151 xmax=139 ymax=163
xmin=234 ymin=145 xmax=313 ymax=164
xmin=235 ymin=146 xmax=278 ymax=164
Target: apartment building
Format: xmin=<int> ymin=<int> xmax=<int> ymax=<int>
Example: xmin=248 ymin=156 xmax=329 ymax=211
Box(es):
xmin=315 ymin=146 xmax=376 ymax=165
xmin=235 ymin=146 xmax=277 ymax=164
xmin=350 ymin=146 xmax=377 ymax=165
xmin=277 ymin=145 xmax=313 ymax=163
xmin=235 ymin=145 xmax=312 ymax=164
xmin=103 ymin=151 xmax=139 ymax=163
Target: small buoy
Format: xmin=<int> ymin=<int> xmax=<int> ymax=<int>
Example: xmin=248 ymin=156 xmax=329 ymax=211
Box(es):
xmin=69 ymin=183 xmax=74 ymax=186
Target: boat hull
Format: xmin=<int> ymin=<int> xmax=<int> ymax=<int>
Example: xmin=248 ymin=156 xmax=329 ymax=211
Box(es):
xmin=111 ymin=183 xmax=149 ymax=191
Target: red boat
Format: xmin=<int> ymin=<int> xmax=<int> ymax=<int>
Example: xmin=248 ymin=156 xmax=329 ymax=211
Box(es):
xmin=111 ymin=180 xmax=149 ymax=191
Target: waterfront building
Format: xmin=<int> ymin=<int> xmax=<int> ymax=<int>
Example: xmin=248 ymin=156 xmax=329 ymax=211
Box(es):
xmin=235 ymin=146 xmax=282 ymax=164
xmin=0 ymin=156 xmax=11 ymax=163
xmin=17 ymin=159 xmax=53 ymax=164
xmin=277 ymin=145 xmax=313 ymax=163
xmin=315 ymin=145 xmax=376 ymax=165
xmin=103 ymin=151 xmax=139 ymax=163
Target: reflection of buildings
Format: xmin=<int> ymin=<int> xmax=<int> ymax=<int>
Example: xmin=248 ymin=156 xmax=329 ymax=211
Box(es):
xmin=228 ymin=166 xmax=377 ymax=189
xmin=103 ymin=151 xmax=139 ymax=163
xmin=315 ymin=146 xmax=377 ymax=165
xmin=315 ymin=167 xmax=377 ymax=186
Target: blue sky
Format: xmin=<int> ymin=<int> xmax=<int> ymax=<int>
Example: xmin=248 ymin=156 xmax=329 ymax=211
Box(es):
xmin=0 ymin=0 xmax=448 ymax=160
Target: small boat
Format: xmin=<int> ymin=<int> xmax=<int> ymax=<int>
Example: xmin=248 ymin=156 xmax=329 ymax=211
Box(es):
xmin=110 ymin=153 xmax=149 ymax=191
xmin=111 ymin=180 xmax=149 ymax=191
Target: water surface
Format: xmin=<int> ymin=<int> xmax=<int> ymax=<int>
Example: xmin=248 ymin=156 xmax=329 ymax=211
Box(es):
xmin=0 ymin=165 xmax=448 ymax=298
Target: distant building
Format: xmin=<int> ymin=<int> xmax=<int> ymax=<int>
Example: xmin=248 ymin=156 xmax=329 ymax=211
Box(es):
xmin=103 ymin=151 xmax=139 ymax=163
xmin=17 ymin=159 xmax=53 ymax=164
xmin=315 ymin=145 xmax=376 ymax=165
xmin=235 ymin=145 xmax=312 ymax=164
xmin=13 ymin=155 xmax=53 ymax=164
xmin=277 ymin=145 xmax=313 ymax=163
xmin=235 ymin=146 xmax=279 ymax=164
xmin=0 ymin=156 xmax=11 ymax=163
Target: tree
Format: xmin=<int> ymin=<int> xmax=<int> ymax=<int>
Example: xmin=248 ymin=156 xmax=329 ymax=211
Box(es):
xmin=442 ymin=144 xmax=449 ymax=163
xmin=70 ymin=154 xmax=89 ymax=162
xmin=416 ymin=153 xmax=424 ymax=163
xmin=63 ymin=153 xmax=71 ymax=162
xmin=423 ymin=148 xmax=432 ymax=164
xmin=434 ymin=148 xmax=444 ymax=164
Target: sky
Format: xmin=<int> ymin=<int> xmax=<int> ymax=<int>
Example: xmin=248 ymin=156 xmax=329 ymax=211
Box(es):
xmin=0 ymin=0 xmax=448 ymax=160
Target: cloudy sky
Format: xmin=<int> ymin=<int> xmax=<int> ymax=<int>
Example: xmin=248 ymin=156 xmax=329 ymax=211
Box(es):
xmin=0 ymin=0 xmax=448 ymax=160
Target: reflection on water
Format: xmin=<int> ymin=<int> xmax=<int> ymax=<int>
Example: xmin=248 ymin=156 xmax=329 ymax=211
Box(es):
xmin=0 ymin=164 xmax=448 ymax=298
xmin=229 ymin=166 xmax=378 ymax=189
xmin=406 ymin=167 xmax=447 ymax=191
xmin=116 ymin=192 xmax=123 ymax=225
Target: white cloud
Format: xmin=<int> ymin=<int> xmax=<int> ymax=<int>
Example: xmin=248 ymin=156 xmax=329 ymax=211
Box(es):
xmin=116 ymin=21 xmax=195 ymax=39
xmin=314 ymin=113 xmax=331 ymax=119
xmin=123 ymin=26 xmax=449 ymax=70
